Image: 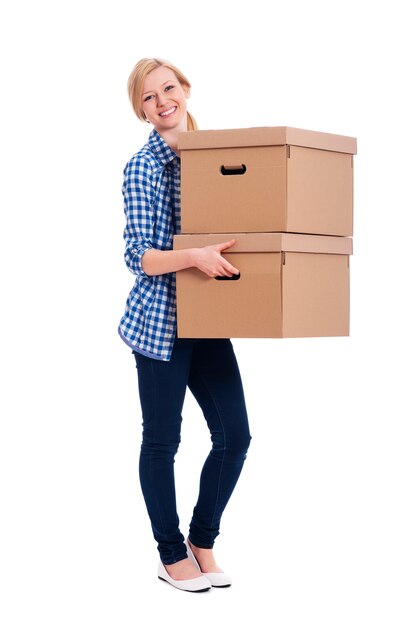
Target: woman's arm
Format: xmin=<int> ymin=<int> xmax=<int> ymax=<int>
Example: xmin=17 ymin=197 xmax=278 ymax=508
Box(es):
xmin=122 ymin=155 xmax=155 ymax=277
xmin=122 ymin=153 xmax=239 ymax=279
xmin=142 ymin=239 xmax=240 ymax=278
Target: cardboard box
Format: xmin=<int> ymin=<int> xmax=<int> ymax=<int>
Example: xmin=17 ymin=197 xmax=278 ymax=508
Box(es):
xmin=174 ymin=233 xmax=352 ymax=338
xmin=178 ymin=127 xmax=357 ymax=237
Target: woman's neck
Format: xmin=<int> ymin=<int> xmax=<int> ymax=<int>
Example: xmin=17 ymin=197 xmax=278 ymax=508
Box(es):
xmin=159 ymin=129 xmax=180 ymax=154
xmin=157 ymin=116 xmax=188 ymax=155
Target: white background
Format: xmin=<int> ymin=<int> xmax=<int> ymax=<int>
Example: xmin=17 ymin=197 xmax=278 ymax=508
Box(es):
xmin=1 ymin=1 xmax=416 ymax=624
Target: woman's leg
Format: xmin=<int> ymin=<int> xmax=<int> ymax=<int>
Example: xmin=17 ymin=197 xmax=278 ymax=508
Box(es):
xmin=133 ymin=339 xmax=193 ymax=565
xmin=187 ymin=339 xmax=251 ymax=549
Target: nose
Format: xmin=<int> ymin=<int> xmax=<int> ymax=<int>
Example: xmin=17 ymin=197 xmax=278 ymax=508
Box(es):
xmin=156 ymin=91 xmax=168 ymax=107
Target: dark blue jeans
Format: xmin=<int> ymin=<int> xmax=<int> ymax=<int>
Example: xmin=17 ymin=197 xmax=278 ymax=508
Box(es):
xmin=133 ymin=338 xmax=251 ymax=565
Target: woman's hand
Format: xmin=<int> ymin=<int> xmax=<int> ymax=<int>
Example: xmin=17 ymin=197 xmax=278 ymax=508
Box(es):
xmin=191 ymin=239 xmax=239 ymax=278
xmin=141 ymin=239 xmax=239 ymax=277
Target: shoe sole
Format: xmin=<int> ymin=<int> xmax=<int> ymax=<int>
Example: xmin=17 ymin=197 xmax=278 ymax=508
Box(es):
xmin=158 ymin=576 xmax=211 ymax=592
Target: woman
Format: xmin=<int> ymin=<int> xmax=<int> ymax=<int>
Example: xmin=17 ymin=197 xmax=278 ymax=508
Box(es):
xmin=118 ymin=58 xmax=251 ymax=593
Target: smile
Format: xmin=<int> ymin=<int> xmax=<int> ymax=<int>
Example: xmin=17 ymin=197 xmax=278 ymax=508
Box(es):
xmin=159 ymin=106 xmax=177 ymax=117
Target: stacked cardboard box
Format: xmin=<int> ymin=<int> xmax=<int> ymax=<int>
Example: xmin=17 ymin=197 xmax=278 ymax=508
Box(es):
xmin=174 ymin=127 xmax=357 ymax=338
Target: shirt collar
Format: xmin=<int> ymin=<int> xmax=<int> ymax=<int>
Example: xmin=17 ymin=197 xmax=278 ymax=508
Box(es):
xmin=148 ymin=129 xmax=178 ymax=165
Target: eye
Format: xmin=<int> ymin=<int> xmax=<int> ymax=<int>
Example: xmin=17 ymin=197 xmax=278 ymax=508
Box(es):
xmin=143 ymin=94 xmax=154 ymax=102
xmin=165 ymin=84 xmax=175 ymax=92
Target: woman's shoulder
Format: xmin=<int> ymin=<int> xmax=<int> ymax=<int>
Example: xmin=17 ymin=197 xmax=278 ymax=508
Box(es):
xmin=124 ymin=141 xmax=156 ymax=174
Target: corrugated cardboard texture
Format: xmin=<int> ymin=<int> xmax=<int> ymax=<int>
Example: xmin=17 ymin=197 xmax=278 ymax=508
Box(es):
xmin=181 ymin=146 xmax=287 ymax=233
xmin=174 ymin=234 xmax=351 ymax=338
xmin=287 ymin=146 xmax=353 ymax=235
xmin=282 ymin=253 xmax=350 ymax=337
xmin=178 ymin=126 xmax=357 ymax=154
xmin=179 ymin=127 xmax=355 ymax=236
xmin=176 ymin=252 xmax=282 ymax=338
xmin=174 ymin=233 xmax=353 ymax=255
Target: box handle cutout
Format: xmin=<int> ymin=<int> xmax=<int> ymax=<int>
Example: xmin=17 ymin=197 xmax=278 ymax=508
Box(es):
xmin=215 ymin=272 xmax=241 ymax=281
xmin=220 ymin=164 xmax=247 ymax=176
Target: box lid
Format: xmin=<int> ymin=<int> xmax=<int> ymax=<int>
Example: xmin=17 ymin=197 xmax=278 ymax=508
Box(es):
xmin=174 ymin=233 xmax=353 ymax=255
xmin=178 ymin=126 xmax=357 ymax=155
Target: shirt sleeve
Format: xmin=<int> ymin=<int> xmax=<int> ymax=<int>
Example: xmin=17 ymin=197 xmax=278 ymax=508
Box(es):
xmin=122 ymin=154 xmax=155 ymax=277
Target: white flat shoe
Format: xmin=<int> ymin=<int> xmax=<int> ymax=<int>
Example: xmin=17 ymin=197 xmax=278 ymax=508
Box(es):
xmin=186 ymin=539 xmax=232 ymax=588
xmin=157 ymin=561 xmax=211 ymax=593
xmin=199 ymin=571 xmax=232 ymax=588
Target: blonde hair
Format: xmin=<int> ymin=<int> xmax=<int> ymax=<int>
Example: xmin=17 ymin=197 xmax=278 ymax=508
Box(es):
xmin=127 ymin=57 xmax=198 ymax=131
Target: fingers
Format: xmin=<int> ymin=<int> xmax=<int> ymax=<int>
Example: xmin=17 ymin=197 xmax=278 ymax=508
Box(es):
xmin=195 ymin=240 xmax=239 ymax=277
xmin=204 ymin=259 xmax=238 ymax=278
xmin=221 ymin=259 xmax=240 ymax=276
xmin=211 ymin=255 xmax=239 ymax=278
xmin=214 ymin=240 xmax=239 ymax=276
xmin=216 ymin=239 xmax=236 ymax=253
xmin=214 ymin=267 xmax=234 ymax=278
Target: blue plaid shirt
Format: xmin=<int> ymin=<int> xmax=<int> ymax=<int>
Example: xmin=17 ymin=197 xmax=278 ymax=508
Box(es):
xmin=118 ymin=129 xmax=181 ymax=361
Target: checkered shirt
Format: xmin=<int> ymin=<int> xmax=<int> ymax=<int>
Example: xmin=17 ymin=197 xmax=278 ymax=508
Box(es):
xmin=118 ymin=129 xmax=181 ymax=361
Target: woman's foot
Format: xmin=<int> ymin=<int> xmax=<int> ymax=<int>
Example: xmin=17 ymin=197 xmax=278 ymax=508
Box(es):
xmin=187 ymin=539 xmax=232 ymax=587
xmin=187 ymin=540 xmax=223 ymax=573
xmin=158 ymin=561 xmax=211 ymax=592
xmin=164 ymin=557 xmax=202 ymax=581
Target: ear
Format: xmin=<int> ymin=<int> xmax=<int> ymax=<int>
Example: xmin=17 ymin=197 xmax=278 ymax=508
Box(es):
xmin=184 ymin=87 xmax=191 ymax=99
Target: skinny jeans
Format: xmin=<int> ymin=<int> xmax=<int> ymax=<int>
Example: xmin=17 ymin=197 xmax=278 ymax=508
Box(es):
xmin=133 ymin=338 xmax=251 ymax=565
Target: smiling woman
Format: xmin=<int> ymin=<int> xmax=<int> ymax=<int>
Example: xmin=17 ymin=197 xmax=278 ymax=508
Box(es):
xmin=127 ymin=57 xmax=198 ymax=136
xmin=140 ymin=66 xmax=190 ymax=143
xmin=118 ymin=57 xmax=251 ymax=593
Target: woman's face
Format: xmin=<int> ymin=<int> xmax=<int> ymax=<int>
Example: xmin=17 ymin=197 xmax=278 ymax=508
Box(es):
xmin=142 ymin=66 xmax=189 ymax=134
